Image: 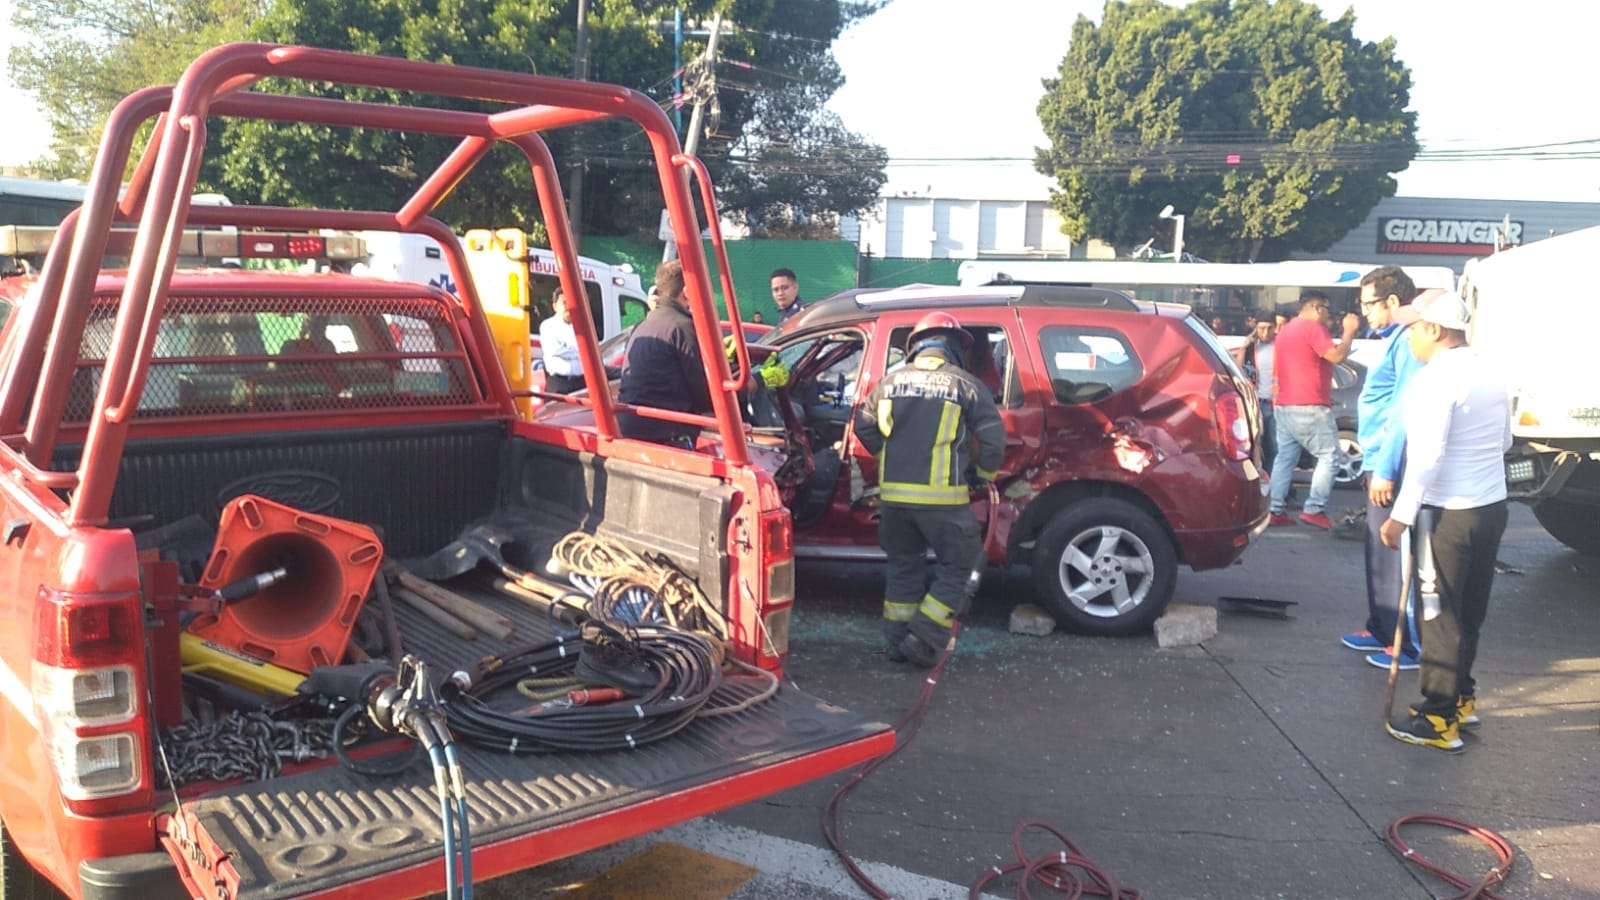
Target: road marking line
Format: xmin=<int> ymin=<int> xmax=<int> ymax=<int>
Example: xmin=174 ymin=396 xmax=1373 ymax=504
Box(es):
xmin=654 ymin=819 xmax=1002 ymax=899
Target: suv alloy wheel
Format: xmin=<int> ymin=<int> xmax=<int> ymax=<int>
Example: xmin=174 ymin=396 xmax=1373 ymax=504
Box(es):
xmin=1031 ymin=498 xmax=1178 ymax=636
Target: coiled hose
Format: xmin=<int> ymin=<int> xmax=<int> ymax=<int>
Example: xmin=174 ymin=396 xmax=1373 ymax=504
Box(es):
xmin=442 ymin=622 xmax=724 ymax=753
xmin=1385 ymin=814 xmax=1514 ymax=900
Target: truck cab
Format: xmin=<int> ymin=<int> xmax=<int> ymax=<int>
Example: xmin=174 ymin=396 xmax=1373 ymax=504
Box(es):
xmin=1461 ymin=226 xmax=1600 ymax=556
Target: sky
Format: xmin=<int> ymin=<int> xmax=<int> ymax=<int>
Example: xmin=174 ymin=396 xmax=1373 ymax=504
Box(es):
xmin=3 ymin=0 xmax=1597 ymax=204
xmin=825 ymin=0 xmax=1600 ymax=203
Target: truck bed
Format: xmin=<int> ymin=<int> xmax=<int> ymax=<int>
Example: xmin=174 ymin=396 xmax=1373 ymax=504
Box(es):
xmin=47 ymin=420 xmax=890 ymax=896
xmin=176 ymin=579 xmax=890 ymax=898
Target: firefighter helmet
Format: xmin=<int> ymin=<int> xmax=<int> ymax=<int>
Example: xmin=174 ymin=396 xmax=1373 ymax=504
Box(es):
xmin=907 ymin=311 xmax=973 ymax=354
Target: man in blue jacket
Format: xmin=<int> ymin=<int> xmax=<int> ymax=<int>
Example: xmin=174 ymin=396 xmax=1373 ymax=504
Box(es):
xmin=1342 ymin=266 xmax=1425 ymax=669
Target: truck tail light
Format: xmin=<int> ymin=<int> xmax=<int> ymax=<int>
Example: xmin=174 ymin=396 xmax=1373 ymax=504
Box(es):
xmin=39 ymin=718 xmax=143 ymax=800
xmin=1214 ymin=392 xmax=1253 ymax=462
xmin=759 ymin=510 xmax=794 ymax=661
xmin=32 ymin=588 xmax=149 ymax=806
xmin=35 ymin=588 xmax=140 ymax=668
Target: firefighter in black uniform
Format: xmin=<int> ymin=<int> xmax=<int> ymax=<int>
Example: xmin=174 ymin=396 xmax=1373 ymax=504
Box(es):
xmin=854 ymin=312 xmax=1006 ymax=666
xmin=617 ymin=260 xmax=714 ymax=447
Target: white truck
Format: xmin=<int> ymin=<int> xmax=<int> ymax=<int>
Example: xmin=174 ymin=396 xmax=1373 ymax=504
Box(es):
xmin=1461 ymin=225 xmax=1600 ymax=555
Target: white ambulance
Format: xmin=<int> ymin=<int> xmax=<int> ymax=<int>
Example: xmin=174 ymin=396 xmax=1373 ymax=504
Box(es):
xmin=359 ymin=228 xmax=650 ymax=416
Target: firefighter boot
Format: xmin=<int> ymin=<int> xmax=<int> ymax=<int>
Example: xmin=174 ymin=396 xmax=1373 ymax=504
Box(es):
xmin=883 ymin=599 xmax=917 ymax=662
xmin=901 ymin=593 xmax=959 ymax=668
xmin=896 ymin=632 xmax=939 ymax=668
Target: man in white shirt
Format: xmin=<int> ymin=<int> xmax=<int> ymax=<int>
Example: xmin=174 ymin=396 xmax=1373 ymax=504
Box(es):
xmin=539 ymin=288 xmax=585 ymax=395
xmin=1379 ymin=294 xmax=1512 ymax=753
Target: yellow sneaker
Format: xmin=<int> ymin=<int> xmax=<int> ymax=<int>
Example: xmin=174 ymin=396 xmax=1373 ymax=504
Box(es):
xmin=1457 ymin=695 xmax=1480 ymax=730
xmin=1386 ymin=709 xmax=1464 ymax=753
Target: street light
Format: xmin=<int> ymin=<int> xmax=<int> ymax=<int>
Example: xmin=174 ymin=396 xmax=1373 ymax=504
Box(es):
xmin=1158 ymin=204 xmax=1185 ymax=263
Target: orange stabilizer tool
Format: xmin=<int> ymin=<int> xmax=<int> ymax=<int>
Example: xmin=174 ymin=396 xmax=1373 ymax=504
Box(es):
xmin=187 ymin=494 xmax=383 ymax=675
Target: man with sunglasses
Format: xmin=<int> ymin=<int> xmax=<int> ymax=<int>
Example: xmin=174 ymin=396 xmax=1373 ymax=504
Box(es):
xmin=1341 ymin=266 xmax=1425 ymax=669
xmin=1268 ymin=290 xmax=1362 ymax=528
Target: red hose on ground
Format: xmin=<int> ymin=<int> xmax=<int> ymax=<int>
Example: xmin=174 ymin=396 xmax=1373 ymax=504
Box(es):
xmin=821 ymin=485 xmax=1002 ymax=899
xmin=967 ymin=821 xmax=1141 ymax=900
xmin=820 ymin=620 xmax=962 ymax=898
xmin=1385 ymin=814 xmax=1514 ymax=900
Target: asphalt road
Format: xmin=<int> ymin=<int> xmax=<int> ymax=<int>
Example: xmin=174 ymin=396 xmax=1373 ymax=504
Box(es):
xmin=472 ymin=499 xmax=1600 ymax=899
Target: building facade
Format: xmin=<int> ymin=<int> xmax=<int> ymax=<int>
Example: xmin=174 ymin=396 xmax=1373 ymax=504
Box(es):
xmin=850 ymin=164 xmax=1600 ymax=274
xmin=852 ymin=164 xmax=1083 ymax=260
xmin=1288 ymin=196 xmax=1600 ymax=273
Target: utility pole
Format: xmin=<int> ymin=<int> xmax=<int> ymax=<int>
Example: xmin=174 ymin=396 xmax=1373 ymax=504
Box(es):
xmin=565 ymin=0 xmax=591 ymax=252
xmin=663 ymin=11 xmax=723 ymax=262
xmin=672 ymin=10 xmax=684 ymax=134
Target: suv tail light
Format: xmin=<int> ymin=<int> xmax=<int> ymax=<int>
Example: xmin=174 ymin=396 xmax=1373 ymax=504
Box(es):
xmin=759 ymin=510 xmax=794 ymax=664
xmin=32 ymin=587 xmax=148 ymax=806
xmin=1214 ymin=392 xmax=1253 ymax=462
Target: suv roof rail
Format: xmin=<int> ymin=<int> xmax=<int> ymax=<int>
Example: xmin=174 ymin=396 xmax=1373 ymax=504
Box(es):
xmin=848 ymin=283 xmax=1138 ymax=313
xmin=1017 ymin=284 xmax=1139 ymax=311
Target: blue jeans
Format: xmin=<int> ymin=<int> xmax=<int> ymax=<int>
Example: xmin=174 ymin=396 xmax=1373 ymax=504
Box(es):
xmin=1270 ymin=405 xmax=1336 ymax=515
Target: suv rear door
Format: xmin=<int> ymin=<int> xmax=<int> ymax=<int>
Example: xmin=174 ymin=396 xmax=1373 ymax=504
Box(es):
xmin=869 ymin=308 xmax=1042 ymax=480
xmin=786 ymin=308 xmax=1042 ymax=554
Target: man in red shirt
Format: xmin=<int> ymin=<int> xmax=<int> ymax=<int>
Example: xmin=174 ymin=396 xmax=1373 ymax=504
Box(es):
xmin=1267 ymin=291 xmax=1362 ymax=528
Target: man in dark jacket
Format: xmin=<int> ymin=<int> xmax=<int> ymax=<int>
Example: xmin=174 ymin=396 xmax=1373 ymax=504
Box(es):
xmin=854 ymin=312 xmax=1006 ymax=666
xmin=617 ymin=260 xmax=714 ymax=446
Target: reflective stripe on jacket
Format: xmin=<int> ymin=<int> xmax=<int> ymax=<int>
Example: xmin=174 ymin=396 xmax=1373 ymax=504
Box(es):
xmin=854 ymin=351 xmax=1005 ymax=507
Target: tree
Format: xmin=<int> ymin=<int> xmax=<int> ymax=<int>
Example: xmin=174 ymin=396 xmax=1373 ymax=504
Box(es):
xmin=11 ymin=0 xmax=268 ymax=172
xmin=698 ymin=2 xmax=888 ymax=236
xmin=11 ymin=0 xmax=887 ymax=241
xmin=1035 ymin=0 xmax=1417 ymax=261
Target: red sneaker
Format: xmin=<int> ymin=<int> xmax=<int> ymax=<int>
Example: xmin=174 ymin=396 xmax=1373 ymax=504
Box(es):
xmin=1298 ymin=511 xmax=1333 ymax=529
xmin=1268 ymin=513 xmax=1297 ymax=526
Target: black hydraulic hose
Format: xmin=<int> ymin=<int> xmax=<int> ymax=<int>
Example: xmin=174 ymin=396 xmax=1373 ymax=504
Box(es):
xmin=331 ymin=704 xmax=420 ymax=776
xmin=441 ymin=625 xmax=722 ymax=753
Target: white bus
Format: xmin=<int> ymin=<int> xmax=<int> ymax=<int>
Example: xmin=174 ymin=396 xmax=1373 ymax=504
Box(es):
xmin=0 ymin=176 xmax=87 ymax=229
xmin=958 ymin=258 xmax=1455 ymax=335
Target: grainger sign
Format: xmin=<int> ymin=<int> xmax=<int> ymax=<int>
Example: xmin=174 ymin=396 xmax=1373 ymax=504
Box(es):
xmin=1378 ymin=217 xmax=1523 ymax=255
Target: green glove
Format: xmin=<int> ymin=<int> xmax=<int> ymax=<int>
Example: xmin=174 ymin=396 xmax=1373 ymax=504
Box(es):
xmin=756 ymin=358 xmax=789 ymax=389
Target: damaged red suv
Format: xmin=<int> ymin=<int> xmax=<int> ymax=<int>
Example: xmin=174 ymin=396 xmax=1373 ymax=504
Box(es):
xmin=771 ymin=283 xmax=1270 ymax=635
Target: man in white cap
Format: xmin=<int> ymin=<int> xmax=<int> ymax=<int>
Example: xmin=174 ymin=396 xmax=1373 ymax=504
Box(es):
xmin=1379 ymin=292 xmax=1511 ymax=753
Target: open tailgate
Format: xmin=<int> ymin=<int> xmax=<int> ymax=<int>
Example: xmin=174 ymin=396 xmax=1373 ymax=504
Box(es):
xmin=159 ymin=586 xmax=892 ymax=899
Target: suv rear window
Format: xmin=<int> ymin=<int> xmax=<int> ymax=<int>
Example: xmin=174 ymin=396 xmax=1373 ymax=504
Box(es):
xmin=1040 ymin=326 xmax=1141 ymax=404
xmin=1181 ymin=315 xmax=1249 ymax=382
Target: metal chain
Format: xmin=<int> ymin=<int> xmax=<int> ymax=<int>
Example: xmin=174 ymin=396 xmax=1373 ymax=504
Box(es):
xmin=159 ymin=711 xmax=337 ymax=788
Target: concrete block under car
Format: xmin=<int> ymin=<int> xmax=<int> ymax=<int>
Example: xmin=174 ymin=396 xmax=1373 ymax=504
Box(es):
xmin=1154 ymin=604 xmax=1218 ymax=647
xmin=1008 ymin=603 xmax=1057 ymax=636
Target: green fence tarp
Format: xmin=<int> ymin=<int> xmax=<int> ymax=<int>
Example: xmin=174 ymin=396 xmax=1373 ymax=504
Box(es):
xmin=857 ymin=257 xmax=962 ymax=290
xmin=578 ymin=237 xmax=860 ymax=322
xmin=574 ymin=236 xmax=963 ymax=320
